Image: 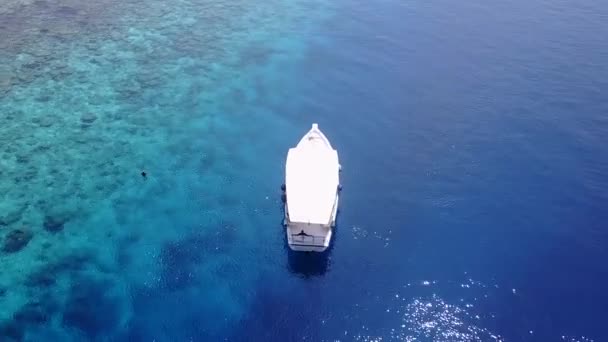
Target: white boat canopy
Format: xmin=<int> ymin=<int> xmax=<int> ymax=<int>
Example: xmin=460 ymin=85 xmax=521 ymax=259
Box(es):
xmin=285 ymin=124 xmax=340 ymax=225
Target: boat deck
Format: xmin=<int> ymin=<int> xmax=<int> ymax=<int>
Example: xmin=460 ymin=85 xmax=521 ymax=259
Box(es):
xmin=285 ymin=124 xmax=340 ymax=226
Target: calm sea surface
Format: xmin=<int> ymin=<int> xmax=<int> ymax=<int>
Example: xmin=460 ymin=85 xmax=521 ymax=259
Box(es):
xmin=0 ymin=0 xmax=607 ymax=341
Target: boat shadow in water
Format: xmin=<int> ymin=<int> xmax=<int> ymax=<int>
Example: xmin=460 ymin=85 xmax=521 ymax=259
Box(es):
xmin=286 ymin=248 xmax=331 ymax=278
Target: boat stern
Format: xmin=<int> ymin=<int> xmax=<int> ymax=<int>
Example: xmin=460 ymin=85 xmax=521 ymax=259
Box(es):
xmin=285 ymin=221 xmax=332 ymax=252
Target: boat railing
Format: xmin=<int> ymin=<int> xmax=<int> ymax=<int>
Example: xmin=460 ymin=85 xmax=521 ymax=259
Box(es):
xmin=291 ymin=234 xmax=326 ymax=245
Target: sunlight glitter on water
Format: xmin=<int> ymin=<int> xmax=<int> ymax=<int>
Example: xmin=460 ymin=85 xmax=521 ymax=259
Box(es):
xmin=395 ymin=294 xmax=504 ymax=342
xmin=561 ymin=336 xmax=596 ymax=342
xmin=347 ymin=278 xmax=505 ymax=342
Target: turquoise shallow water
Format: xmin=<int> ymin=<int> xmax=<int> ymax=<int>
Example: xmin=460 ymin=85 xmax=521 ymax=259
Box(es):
xmin=2 ymin=0 xmax=608 ymax=341
xmin=1 ymin=0 xmax=334 ymax=339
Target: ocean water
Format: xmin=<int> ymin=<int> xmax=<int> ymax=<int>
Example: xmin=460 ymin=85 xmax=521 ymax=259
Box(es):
xmin=1 ymin=0 xmax=607 ymax=340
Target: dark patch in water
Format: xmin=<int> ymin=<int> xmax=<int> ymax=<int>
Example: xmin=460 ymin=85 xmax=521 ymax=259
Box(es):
xmin=61 ymin=277 xmax=120 ymax=338
xmin=80 ymin=112 xmax=97 ymax=124
xmin=25 ymin=252 xmax=91 ymax=288
xmin=115 ymin=233 xmax=140 ymax=265
xmin=55 ymin=5 xmax=79 ymax=17
xmin=35 ymin=94 xmax=51 ymax=102
xmin=229 ymin=287 xmax=321 ymax=342
xmin=217 ymin=192 xmax=239 ymax=208
xmin=214 ymin=259 xmax=241 ymax=279
xmin=13 ymin=295 xmax=58 ymax=326
xmin=159 ymin=227 xmax=236 ymax=291
xmin=159 ymin=236 xmax=205 ymax=291
xmin=0 ymin=320 xmax=23 ymax=341
xmin=33 ymin=0 xmax=48 ymax=8
xmin=239 ymin=45 xmax=277 ymax=67
xmin=43 ymin=211 xmax=70 ymax=232
xmin=26 ymin=269 xmax=56 ymax=288
xmin=54 ymin=252 xmax=91 ymax=271
xmin=0 ymin=207 xmax=24 ymax=226
xmin=199 ymin=149 xmax=217 ymax=171
xmin=2 ymin=229 xmax=33 ymax=253
xmin=125 ymin=284 xmax=227 ymax=341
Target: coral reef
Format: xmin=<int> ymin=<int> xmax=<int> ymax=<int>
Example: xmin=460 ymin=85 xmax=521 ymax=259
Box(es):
xmin=2 ymin=229 xmax=33 ymax=253
xmin=0 ymin=0 xmax=330 ymax=338
xmin=62 ymin=277 xmax=121 ymax=338
xmin=42 ymin=211 xmax=70 ymax=233
xmin=80 ymin=112 xmax=97 ymax=124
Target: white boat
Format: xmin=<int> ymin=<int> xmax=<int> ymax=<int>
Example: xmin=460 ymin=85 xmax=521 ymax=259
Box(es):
xmin=283 ymin=123 xmax=340 ymax=252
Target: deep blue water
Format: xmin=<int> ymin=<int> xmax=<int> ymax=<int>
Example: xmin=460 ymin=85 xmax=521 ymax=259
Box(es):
xmin=0 ymin=0 xmax=607 ymax=341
